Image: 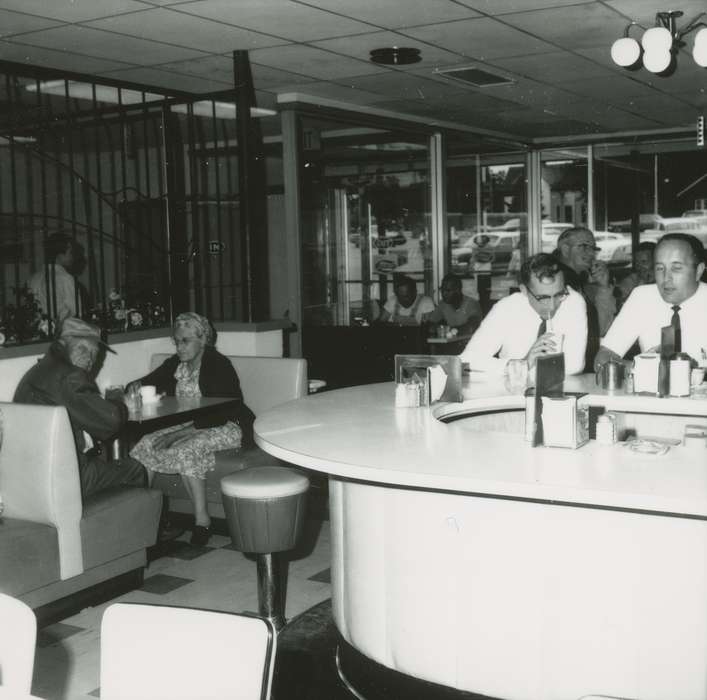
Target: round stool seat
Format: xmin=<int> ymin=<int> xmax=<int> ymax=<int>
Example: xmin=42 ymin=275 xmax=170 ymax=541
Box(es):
xmin=221 ymin=465 xmax=309 ymax=499
xmin=220 ymin=466 xmax=310 ymax=554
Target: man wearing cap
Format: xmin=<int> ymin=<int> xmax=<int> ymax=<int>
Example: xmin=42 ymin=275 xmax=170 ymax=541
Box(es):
xmin=555 ymin=226 xmax=616 ymax=370
xmin=13 ymin=317 xmax=146 ymax=500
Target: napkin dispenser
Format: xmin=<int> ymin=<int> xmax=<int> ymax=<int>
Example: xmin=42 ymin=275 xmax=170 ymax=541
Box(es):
xmin=541 ymin=395 xmax=589 ymax=449
xmin=633 ymin=353 xmax=661 ymax=394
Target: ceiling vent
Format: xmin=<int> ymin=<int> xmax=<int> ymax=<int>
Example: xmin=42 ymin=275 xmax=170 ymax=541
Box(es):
xmin=435 ymin=66 xmax=514 ymax=88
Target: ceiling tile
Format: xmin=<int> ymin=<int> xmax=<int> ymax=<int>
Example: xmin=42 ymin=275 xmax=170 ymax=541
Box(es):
xmin=458 ymin=0 xmax=599 ymax=13
xmin=85 ymin=7 xmax=286 ymax=52
xmin=7 ymin=25 xmax=208 ymax=65
xmin=492 ymin=51 xmax=612 ymax=83
xmin=294 ymin=0 xmax=480 ymax=28
xmin=250 ymin=44 xmax=385 ymax=80
xmin=604 ymin=0 xmax=707 ymax=26
xmin=333 ymin=72 xmax=471 ymax=100
xmin=0 ymin=9 xmax=61 ymax=36
xmin=291 ymin=82 xmax=392 ymax=105
xmin=98 ymin=65 xmax=232 ymax=93
xmin=173 ymin=0 xmax=375 ymax=41
xmin=0 ymin=0 xmax=149 ymax=22
xmin=161 ymin=56 xmax=317 ymax=89
xmin=401 ymin=17 xmax=556 ymax=61
xmin=498 ymin=3 xmax=628 ymax=50
xmin=311 ymin=31 xmax=469 ymax=71
xmin=554 ymin=75 xmax=665 ymax=101
xmin=0 ymin=40 xmax=134 ymax=74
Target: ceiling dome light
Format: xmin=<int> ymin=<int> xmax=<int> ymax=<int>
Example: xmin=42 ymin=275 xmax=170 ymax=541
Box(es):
xmin=611 ymin=36 xmax=641 ymax=67
xmin=369 ymin=47 xmax=422 ymax=65
xmin=643 ymin=48 xmax=672 ymax=73
xmin=693 ymin=27 xmax=707 ymax=68
xmin=641 ymin=26 xmax=673 ymax=52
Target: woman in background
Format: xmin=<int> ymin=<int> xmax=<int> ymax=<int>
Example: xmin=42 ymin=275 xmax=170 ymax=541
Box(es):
xmin=129 ymin=312 xmax=253 ymax=545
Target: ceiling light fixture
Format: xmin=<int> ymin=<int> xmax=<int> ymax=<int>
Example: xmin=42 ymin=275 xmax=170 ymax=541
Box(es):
xmin=369 ymin=47 xmax=422 ymax=66
xmin=611 ymin=10 xmax=707 ymax=74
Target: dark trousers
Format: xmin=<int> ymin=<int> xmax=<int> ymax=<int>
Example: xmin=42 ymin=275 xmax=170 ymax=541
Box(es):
xmin=80 ymin=454 xmax=147 ymax=501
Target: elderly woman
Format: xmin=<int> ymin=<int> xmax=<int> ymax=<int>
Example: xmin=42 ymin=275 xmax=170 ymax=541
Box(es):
xmin=129 ymin=312 xmax=253 ymax=545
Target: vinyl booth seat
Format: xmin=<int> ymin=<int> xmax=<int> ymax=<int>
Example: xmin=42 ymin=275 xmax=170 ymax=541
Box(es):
xmin=0 ymin=403 xmax=162 ymax=614
xmin=149 ymin=354 xmax=308 ymax=520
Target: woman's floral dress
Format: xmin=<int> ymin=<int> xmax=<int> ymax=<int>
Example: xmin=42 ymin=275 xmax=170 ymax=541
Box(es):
xmin=129 ymin=361 xmax=242 ymax=479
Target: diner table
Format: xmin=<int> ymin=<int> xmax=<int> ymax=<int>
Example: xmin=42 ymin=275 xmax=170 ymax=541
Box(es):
xmin=109 ymin=396 xmax=241 ymax=459
xmin=254 ymin=372 xmax=707 ymax=700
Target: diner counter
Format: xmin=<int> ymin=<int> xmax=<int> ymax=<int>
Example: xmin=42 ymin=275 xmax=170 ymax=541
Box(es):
xmin=255 ymin=374 xmax=707 ymax=518
xmin=255 ymin=374 xmax=707 ymax=700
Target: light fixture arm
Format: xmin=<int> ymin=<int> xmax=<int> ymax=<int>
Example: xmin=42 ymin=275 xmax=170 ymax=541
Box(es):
xmin=677 ymin=12 xmax=706 ymax=39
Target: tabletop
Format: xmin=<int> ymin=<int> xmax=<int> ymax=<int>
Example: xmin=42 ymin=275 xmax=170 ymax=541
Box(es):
xmin=254 ymin=374 xmax=707 ymax=518
xmin=126 ymin=396 xmax=240 ymax=426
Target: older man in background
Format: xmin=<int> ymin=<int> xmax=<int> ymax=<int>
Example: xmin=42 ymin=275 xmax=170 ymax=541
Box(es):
xmin=13 ymin=317 xmax=146 ymax=500
xmin=460 ymin=253 xmax=587 ymax=376
xmin=555 ymin=226 xmax=616 ymax=370
xmin=595 ymin=233 xmax=707 ymax=368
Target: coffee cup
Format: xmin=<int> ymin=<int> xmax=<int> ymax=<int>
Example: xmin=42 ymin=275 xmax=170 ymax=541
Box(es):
xmin=140 ymin=385 xmax=157 ymax=403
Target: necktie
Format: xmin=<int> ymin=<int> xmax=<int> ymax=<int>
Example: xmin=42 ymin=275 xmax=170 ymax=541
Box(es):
xmin=671 ymin=305 xmax=681 ymax=352
xmin=537 ymin=318 xmax=547 ymax=338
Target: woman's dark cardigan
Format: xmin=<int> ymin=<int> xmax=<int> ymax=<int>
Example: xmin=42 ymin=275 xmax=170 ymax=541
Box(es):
xmin=138 ymin=345 xmax=255 ymax=445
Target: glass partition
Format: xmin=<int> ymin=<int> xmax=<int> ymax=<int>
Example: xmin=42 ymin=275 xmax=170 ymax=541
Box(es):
xmin=299 ymin=117 xmax=432 ymax=326
xmin=445 ymin=148 xmax=528 ymax=315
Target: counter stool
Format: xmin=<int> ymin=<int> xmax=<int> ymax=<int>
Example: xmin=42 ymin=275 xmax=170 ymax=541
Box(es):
xmin=221 ymin=466 xmax=309 ymax=631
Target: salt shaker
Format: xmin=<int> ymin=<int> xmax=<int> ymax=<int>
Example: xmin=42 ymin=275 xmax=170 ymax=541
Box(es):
xmin=596 ymin=414 xmax=616 ymax=445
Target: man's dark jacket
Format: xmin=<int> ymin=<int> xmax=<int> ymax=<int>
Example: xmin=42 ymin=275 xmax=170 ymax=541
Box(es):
xmin=13 ymin=342 xmax=127 ymax=469
xmin=137 ymin=346 xmax=256 ymax=445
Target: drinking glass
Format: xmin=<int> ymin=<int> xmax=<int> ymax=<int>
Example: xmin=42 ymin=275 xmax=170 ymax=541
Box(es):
xmin=126 ymin=382 xmax=142 ymax=411
xmin=504 ymin=359 xmax=528 ymax=394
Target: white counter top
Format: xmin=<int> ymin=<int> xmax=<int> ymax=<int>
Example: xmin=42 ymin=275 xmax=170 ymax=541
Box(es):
xmin=255 ymin=374 xmax=707 ymax=518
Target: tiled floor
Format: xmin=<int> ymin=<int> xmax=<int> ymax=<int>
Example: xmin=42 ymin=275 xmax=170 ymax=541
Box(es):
xmin=32 ymin=522 xmax=332 ymax=700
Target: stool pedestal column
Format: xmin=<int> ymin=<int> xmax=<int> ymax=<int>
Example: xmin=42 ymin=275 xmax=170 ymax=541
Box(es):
xmin=221 ymin=466 xmax=310 ymax=632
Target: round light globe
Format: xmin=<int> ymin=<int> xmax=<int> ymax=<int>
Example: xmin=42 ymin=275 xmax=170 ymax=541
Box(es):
xmin=693 ymin=28 xmax=707 ymax=68
xmin=642 ymin=26 xmax=672 ymax=52
xmin=643 ymin=48 xmax=672 ymax=73
xmin=611 ymin=37 xmax=641 ymax=67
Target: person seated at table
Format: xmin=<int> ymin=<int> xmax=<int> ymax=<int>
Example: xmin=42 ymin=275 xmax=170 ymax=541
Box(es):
xmin=459 ymin=253 xmax=587 ymax=376
xmin=13 ymin=316 xmax=147 ymax=501
xmin=378 ymin=275 xmax=435 ymax=325
xmin=424 ymin=273 xmax=481 ymax=335
xmin=594 ymin=233 xmax=707 ymax=370
xmin=615 ymin=241 xmax=655 ymax=306
xmin=128 ymin=312 xmax=254 ymax=546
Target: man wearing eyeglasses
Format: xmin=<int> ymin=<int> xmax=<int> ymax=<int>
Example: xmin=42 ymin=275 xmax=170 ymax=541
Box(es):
xmin=459 ymin=253 xmax=587 ymax=375
xmin=556 ymin=227 xmax=616 ymax=371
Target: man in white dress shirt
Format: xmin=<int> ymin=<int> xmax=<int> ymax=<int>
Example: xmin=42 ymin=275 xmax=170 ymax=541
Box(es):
xmin=459 ymin=253 xmax=588 ymax=375
xmin=595 ymin=233 xmax=707 ymax=369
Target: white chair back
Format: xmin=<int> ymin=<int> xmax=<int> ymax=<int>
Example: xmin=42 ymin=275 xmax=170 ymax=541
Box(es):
xmin=0 ymin=593 xmax=36 ymax=693
xmin=100 ymin=603 xmax=275 ymax=700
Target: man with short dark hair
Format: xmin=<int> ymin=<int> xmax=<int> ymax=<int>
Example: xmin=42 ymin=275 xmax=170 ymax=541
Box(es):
xmin=27 ymin=232 xmax=83 ymax=322
xmin=555 ymin=226 xmax=616 ymax=370
xmin=13 ymin=317 xmax=146 ymax=500
xmin=378 ymin=275 xmax=435 ymax=325
xmin=425 ymin=273 xmax=481 ymax=334
xmin=595 ymin=233 xmax=707 ymax=368
xmin=459 ymin=253 xmax=587 ymax=375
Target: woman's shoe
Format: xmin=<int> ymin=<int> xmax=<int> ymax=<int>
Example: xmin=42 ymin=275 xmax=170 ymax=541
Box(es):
xmin=190 ymin=525 xmax=211 ymax=546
